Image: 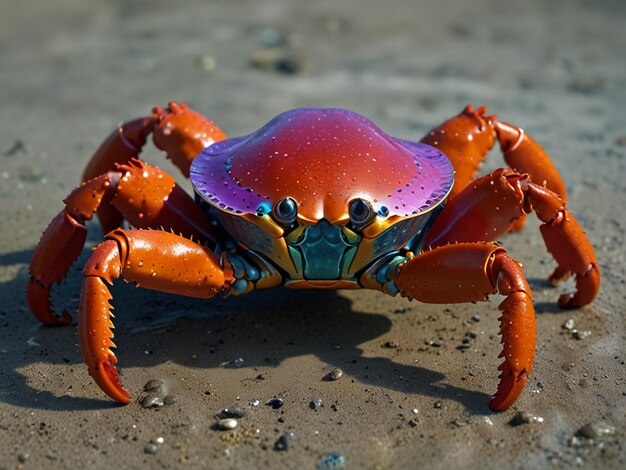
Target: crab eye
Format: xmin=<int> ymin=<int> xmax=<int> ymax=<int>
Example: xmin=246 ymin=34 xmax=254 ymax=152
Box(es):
xmin=273 ymin=197 xmax=298 ymax=226
xmin=349 ymin=199 xmax=372 ymax=226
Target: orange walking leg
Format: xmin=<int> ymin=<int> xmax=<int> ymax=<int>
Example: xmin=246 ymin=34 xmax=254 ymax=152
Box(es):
xmin=421 ymin=106 xmax=567 ymax=218
xmin=82 ymin=101 xmax=226 ymax=231
xmin=394 ymin=243 xmax=535 ymax=411
xmin=79 ymin=229 xmax=229 ymax=403
xmin=424 ymin=169 xmax=599 ymax=307
xmin=28 ymin=159 xmax=216 ymax=325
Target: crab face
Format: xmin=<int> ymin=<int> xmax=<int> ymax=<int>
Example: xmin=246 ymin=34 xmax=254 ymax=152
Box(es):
xmin=191 ymin=108 xmax=453 ymax=285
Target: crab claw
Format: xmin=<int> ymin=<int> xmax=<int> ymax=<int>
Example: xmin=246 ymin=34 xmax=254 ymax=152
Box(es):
xmin=28 ymin=211 xmax=88 ymax=325
xmin=79 ymin=230 xmax=227 ymax=403
xmin=394 ymin=243 xmax=535 ymax=411
xmin=79 ymin=274 xmax=132 ymax=404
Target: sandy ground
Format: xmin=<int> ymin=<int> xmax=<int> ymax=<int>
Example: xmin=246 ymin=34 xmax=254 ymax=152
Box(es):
xmin=1 ymin=0 xmax=625 ymax=468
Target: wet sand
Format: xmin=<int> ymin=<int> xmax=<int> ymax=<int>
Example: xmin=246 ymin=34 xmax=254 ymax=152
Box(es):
xmin=1 ymin=0 xmax=625 ymax=468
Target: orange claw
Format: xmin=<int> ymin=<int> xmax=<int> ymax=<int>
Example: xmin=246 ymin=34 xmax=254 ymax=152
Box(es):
xmin=80 ymin=230 xmax=227 ymax=403
xmin=394 ymin=243 xmax=535 ymax=411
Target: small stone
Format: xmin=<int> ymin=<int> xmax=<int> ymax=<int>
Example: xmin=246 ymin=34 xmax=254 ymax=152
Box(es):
xmin=17 ymin=166 xmax=44 ymax=182
xmin=274 ymin=431 xmax=297 ymax=451
xmin=249 ymin=399 xmax=261 ymax=407
xmin=163 ymin=395 xmax=178 ymax=405
xmin=510 ymin=411 xmax=544 ymax=426
xmin=562 ymin=318 xmax=575 ymax=330
xmin=471 ymin=314 xmax=481 ymax=322
xmin=577 ymin=421 xmax=616 ymax=439
xmin=274 ymin=56 xmax=306 ymax=75
xmin=383 ymin=340 xmax=399 ymax=348
xmin=219 ymin=407 xmax=245 ymax=419
xmin=143 ymin=379 xmax=166 ymax=392
xmin=309 ymin=398 xmax=323 ymax=410
xmin=216 ymin=418 xmax=238 ymax=430
xmin=18 ymin=452 xmax=29 ymax=463
xmin=325 ymin=368 xmax=343 ymax=381
xmin=408 ymin=419 xmax=419 ymax=427
xmin=573 ymin=330 xmax=592 ymax=340
xmin=197 ymin=55 xmax=217 ymax=71
xmin=141 ymin=395 xmax=164 ymax=408
xmin=488 ymin=438 xmax=506 ymax=448
xmin=433 ymin=401 xmax=443 ymax=409
xmin=257 ymin=28 xmax=289 ymax=47
xmin=266 ymin=398 xmax=284 ymax=409
xmin=4 ymin=139 xmax=27 ymax=156
xmin=318 ymin=451 xmax=346 ymax=470
xmin=144 ymin=443 xmax=158 ymax=454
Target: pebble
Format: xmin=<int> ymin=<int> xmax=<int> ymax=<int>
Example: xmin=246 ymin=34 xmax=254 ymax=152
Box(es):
xmin=144 ymin=443 xmax=158 ymax=454
xmin=383 ymin=340 xmax=399 ymax=348
xmin=471 ymin=314 xmax=481 ymax=322
xmin=573 ymin=330 xmax=592 ymax=340
xmin=562 ymin=318 xmax=575 ymax=330
xmin=274 ymin=431 xmax=297 ymax=451
xmin=18 ymin=452 xmax=29 ymax=463
xmin=220 ymin=357 xmax=245 ymax=368
xmin=219 ymin=407 xmax=245 ymax=419
xmin=197 ymin=55 xmax=217 ymax=71
xmin=216 ymin=418 xmax=238 ymax=431
xmin=325 ymin=368 xmax=343 ymax=381
xmin=577 ymin=421 xmax=616 ymax=439
xmin=509 ymin=411 xmax=544 ymax=426
xmin=257 ymin=28 xmax=290 ymax=48
xmin=266 ymin=398 xmax=284 ymax=409
xmin=141 ymin=395 xmax=164 ymax=408
xmin=309 ymin=398 xmax=323 ymax=410
xmin=249 ymin=399 xmax=261 ymax=407
xmin=163 ymin=395 xmax=178 ymax=405
xmin=143 ymin=379 xmax=166 ymax=393
xmin=318 ymin=451 xmax=346 ymax=470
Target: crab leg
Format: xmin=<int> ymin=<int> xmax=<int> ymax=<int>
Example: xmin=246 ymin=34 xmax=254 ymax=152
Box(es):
xmin=28 ymin=159 xmax=216 ymax=325
xmin=80 ymin=229 xmax=229 ymax=403
xmin=421 ymin=105 xmax=496 ymax=200
xmin=83 ymin=102 xmax=226 ymax=232
xmin=394 ymin=243 xmax=535 ymax=411
xmin=421 ymin=106 xmax=567 ymax=210
xmin=424 ymin=168 xmax=599 ymax=307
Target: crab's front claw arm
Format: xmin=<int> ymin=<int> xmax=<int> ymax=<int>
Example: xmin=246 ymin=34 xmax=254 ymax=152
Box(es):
xmin=394 ymin=243 xmax=535 ymax=411
xmin=80 ymin=229 xmax=228 ymax=403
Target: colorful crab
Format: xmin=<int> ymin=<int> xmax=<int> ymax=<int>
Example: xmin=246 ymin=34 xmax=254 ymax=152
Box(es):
xmin=27 ymin=102 xmax=599 ymax=411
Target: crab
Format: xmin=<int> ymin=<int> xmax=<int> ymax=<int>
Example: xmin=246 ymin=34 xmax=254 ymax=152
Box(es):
xmin=27 ymin=102 xmax=600 ymax=411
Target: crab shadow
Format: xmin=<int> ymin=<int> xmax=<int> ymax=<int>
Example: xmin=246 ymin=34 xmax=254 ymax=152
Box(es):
xmin=0 ymin=248 xmax=491 ymax=415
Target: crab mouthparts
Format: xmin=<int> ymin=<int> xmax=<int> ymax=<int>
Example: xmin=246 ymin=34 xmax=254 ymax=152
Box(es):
xmin=286 ymin=220 xmax=360 ymax=280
